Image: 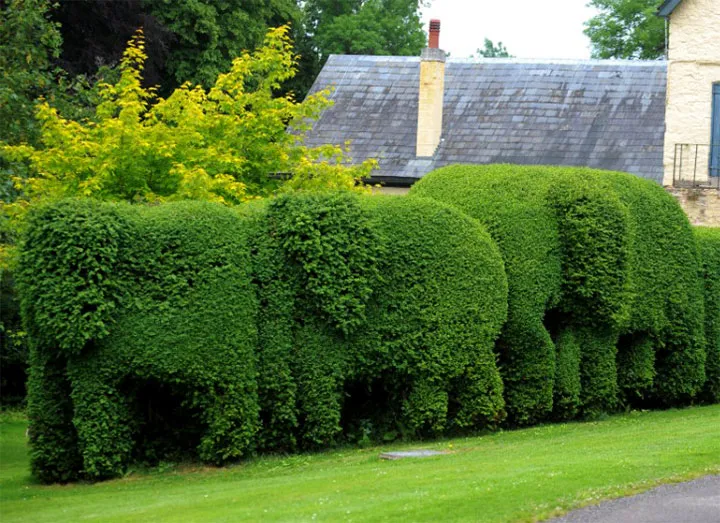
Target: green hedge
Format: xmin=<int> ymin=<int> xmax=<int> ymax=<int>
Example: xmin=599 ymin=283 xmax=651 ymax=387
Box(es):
xmin=21 ymin=194 xmax=508 ymax=482
xmin=600 ymin=173 xmax=706 ymax=405
xmin=22 ymin=200 xmax=260 ymax=481
xmin=410 ymin=164 xmax=707 ymax=421
xmin=696 ymin=227 xmax=720 ymax=402
xmin=356 ymin=196 xmax=507 ymax=434
xmin=410 ymin=166 xmax=627 ymax=422
xmin=410 ymin=165 xmax=561 ymax=424
xmin=252 ymin=193 xmax=508 ymax=447
xmin=20 ymin=168 xmax=716 ymax=483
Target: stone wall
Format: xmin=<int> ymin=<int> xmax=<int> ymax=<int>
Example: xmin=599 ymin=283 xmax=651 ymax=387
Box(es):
xmin=667 ymin=187 xmax=720 ymax=227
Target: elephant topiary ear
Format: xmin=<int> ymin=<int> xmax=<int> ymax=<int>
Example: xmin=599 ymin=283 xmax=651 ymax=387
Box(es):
xmin=19 ymin=199 xmax=129 ymax=357
xmin=546 ymin=177 xmax=633 ymax=330
xmin=265 ymin=192 xmax=382 ymax=336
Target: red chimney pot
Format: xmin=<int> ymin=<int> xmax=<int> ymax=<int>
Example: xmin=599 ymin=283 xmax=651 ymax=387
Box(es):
xmin=429 ymin=19 xmax=441 ymax=49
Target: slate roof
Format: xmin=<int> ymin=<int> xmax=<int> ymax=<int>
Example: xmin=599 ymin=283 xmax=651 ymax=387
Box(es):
xmin=304 ymin=55 xmax=668 ymax=185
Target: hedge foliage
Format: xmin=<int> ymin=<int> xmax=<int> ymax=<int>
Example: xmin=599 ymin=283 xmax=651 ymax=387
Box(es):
xmin=21 ymin=193 xmax=508 ymax=482
xmin=22 ymin=200 xmax=260 ymax=481
xmin=21 ymin=166 xmax=718 ymax=483
xmin=410 ymin=164 xmax=709 ymax=422
xmin=696 ymin=227 xmax=720 ymax=402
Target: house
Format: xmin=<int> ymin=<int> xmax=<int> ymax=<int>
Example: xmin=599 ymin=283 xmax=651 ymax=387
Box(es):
xmin=303 ymin=0 xmax=720 ymax=199
xmin=659 ymin=0 xmax=720 ymax=186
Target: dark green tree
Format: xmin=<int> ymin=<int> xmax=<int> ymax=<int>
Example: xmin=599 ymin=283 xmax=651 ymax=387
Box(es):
xmin=476 ymin=38 xmax=513 ymax=58
xmin=0 ymin=0 xmax=62 ymax=147
xmin=308 ymin=0 xmax=425 ymax=57
xmin=294 ymin=0 xmax=426 ymax=95
xmin=584 ymin=0 xmax=665 ymax=60
xmin=1 ymin=0 xmax=66 ymax=404
xmin=52 ymin=0 xmax=300 ymax=93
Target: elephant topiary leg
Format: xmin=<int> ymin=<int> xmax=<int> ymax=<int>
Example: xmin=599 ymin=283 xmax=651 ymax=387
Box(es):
xmin=68 ymin=368 xmax=133 ymax=480
xmin=26 ymin=350 xmax=82 ymax=483
xmin=197 ymin=381 xmax=260 ymax=464
xmin=294 ymin=325 xmax=345 ymax=448
xmin=498 ymin=316 xmax=556 ymax=426
xmin=402 ymin=377 xmax=449 ymax=435
xmin=452 ymin=362 xmax=506 ymax=430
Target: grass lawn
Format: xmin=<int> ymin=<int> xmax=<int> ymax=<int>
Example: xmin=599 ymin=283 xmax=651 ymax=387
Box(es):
xmin=1 ymin=406 xmax=719 ymax=522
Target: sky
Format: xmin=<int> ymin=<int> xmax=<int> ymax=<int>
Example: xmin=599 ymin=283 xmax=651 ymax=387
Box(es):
xmin=421 ymin=1 xmax=600 ymax=60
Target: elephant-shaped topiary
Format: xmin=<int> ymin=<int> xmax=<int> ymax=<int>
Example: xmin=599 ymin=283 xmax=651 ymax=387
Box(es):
xmin=411 ymin=165 xmax=708 ymax=424
xmin=21 ymin=193 xmax=508 ymax=482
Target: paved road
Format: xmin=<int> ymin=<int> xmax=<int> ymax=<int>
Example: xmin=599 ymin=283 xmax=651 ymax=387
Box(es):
xmin=551 ymin=475 xmax=720 ymax=523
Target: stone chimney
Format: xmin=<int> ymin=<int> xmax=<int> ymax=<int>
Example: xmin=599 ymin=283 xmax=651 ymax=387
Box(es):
xmin=416 ymin=19 xmax=445 ymax=157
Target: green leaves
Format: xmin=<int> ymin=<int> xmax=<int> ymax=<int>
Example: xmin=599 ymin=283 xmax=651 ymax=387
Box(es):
xmin=3 ymin=25 xmax=375 ymax=243
xmin=23 ymin=194 xmax=509 ymax=481
xmin=267 ymin=192 xmax=382 ymax=335
xmin=0 ymin=0 xmax=63 ymax=146
xmin=411 ymin=164 xmax=710 ymax=422
xmin=475 ymin=39 xmax=513 ymax=58
xmin=308 ymin=0 xmax=426 ymax=59
xmin=19 ymin=200 xmax=128 ymax=356
xmin=584 ymin=0 xmax=665 ymax=60
xmin=695 ymin=227 xmax=720 ymax=402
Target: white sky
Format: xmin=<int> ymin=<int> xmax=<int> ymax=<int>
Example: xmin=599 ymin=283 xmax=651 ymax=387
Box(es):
xmin=421 ymin=1 xmax=600 ymax=59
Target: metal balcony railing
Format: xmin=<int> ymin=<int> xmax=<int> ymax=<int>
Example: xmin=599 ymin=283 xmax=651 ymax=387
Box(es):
xmin=672 ymin=144 xmax=720 ymax=188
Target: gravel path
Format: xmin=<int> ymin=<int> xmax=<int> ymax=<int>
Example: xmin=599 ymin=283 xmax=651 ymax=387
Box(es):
xmin=551 ymin=475 xmax=720 ymax=523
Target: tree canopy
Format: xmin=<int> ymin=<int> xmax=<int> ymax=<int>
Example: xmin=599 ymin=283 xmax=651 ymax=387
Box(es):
xmin=26 ymin=0 xmax=425 ymax=99
xmin=293 ymin=0 xmax=425 ymax=96
xmin=51 ymin=0 xmax=300 ymax=93
xmin=475 ymin=38 xmax=513 ymax=58
xmin=584 ymin=0 xmax=665 ymax=60
xmin=307 ymin=0 xmax=425 ymax=58
xmin=2 ymin=26 xmax=375 ymax=263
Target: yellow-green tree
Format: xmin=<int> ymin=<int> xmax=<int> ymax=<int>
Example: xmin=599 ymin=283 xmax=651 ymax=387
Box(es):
xmin=2 ymin=25 xmax=375 ymax=262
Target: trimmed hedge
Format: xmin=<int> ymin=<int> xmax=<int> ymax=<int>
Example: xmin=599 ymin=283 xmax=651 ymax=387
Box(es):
xmin=600 ymin=173 xmax=706 ymax=405
xmin=696 ymin=227 xmax=720 ymax=402
xmin=20 ymin=166 xmax=717 ymax=483
xmin=410 ymin=164 xmax=707 ymax=421
xmin=410 ymin=166 xmax=628 ymax=422
xmin=21 ymin=194 xmax=508 ymax=482
xmin=411 ymin=165 xmax=561 ymax=424
xmin=253 ymin=193 xmax=507 ymax=446
xmin=22 ymin=200 xmax=260 ymax=481
xmin=356 ymin=196 xmax=507 ymax=434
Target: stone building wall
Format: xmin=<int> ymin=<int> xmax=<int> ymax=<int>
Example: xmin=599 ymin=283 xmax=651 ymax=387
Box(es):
xmin=667 ymin=187 xmax=720 ymax=227
xmin=662 ymin=0 xmax=720 ymax=186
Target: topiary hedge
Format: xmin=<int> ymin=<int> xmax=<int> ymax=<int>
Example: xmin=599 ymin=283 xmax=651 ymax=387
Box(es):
xmin=20 ymin=167 xmax=717 ymax=483
xmin=696 ymin=226 xmax=720 ymax=403
xmin=355 ymin=196 xmax=507 ymax=435
xmin=410 ymin=164 xmax=708 ymax=421
xmin=410 ymin=166 xmax=624 ymax=422
xmin=250 ymin=192 xmax=508 ymax=447
xmin=21 ymin=193 xmax=509 ymax=482
xmin=21 ymin=200 xmax=260 ymax=482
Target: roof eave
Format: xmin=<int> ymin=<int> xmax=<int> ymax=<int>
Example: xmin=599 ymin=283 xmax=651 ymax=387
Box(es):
xmin=657 ymin=0 xmax=683 ymax=17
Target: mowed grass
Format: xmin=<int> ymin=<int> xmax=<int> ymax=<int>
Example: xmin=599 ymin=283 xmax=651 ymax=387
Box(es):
xmin=1 ymin=406 xmax=719 ymax=522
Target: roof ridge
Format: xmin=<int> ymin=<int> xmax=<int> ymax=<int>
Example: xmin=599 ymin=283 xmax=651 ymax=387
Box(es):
xmin=325 ymin=54 xmax=667 ymax=67
xmin=448 ymin=57 xmax=667 ymax=67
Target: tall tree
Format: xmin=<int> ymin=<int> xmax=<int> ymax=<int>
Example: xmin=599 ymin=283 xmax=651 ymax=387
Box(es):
xmin=476 ymin=38 xmax=513 ymax=58
xmin=52 ymin=0 xmax=300 ymax=93
xmin=1 ymin=0 xmax=106 ymax=220
xmin=3 ymin=27 xmax=375 ymax=214
xmin=293 ymin=0 xmax=426 ymax=95
xmin=584 ymin=0 xmax=665 ymax=60
xmin=309 ymin=0 xmax=425 ymax=57
xmin=0 ymin=0 xmax=62 ymax=147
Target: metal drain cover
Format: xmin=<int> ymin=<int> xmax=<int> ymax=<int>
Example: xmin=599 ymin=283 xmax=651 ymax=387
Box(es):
xmin=379 ymin=450 xmax=450 ymax=460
